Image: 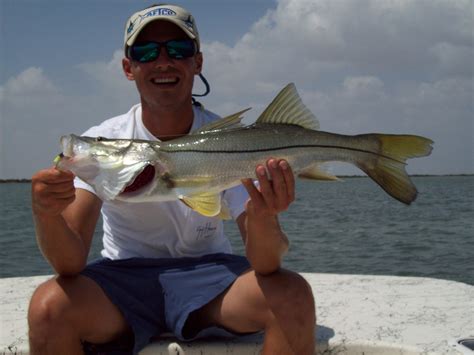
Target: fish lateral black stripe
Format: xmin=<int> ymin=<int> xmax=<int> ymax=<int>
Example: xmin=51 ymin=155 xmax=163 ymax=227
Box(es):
xmin=161 ymin=144 xmax=406 ymax=164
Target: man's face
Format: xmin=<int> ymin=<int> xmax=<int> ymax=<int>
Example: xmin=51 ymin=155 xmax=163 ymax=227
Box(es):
xmin=122 ymin=21 xmax=203 ymax=110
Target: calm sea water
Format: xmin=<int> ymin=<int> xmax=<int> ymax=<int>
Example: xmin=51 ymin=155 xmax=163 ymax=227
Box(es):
xmin=1 ymin=176 xmax=472 ymax=285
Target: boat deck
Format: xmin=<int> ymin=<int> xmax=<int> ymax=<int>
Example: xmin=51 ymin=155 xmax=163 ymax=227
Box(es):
xmin=1 ymin=273 xmax=472 ymax=354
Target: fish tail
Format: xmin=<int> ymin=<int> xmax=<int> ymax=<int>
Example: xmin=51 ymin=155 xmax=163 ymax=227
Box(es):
xmin=356 ymin=134 xmax=433 ymax=204
xmin=378 ymin=134 xmax=433 ymax=161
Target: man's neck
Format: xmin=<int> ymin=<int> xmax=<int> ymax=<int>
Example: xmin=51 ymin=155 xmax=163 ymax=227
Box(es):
xmin=141 ymin=102 xmax=194 ymax=141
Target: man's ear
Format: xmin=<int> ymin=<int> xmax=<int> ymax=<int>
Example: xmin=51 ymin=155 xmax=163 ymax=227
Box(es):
xmin=122 ymin=57 xmax=134 ymax=81
xmin=194 ymin=52 xmax=203 ymax=75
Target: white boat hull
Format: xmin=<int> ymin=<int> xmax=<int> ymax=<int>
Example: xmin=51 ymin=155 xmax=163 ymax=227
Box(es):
xmin=1 ymin=273 xmax=472 ymax=354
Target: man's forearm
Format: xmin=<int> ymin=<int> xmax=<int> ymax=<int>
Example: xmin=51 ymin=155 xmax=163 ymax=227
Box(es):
xmin=239 ymin=159 xmax=295 ymax=275
xmin=244 ymin=214 xmax=289 ymax=275
xmin=33 ymin=213 xmax=88 ymax=275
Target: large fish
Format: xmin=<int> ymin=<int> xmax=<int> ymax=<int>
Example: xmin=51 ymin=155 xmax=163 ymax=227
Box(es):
xmin=56 ymin=83 xmax=433 ymax=217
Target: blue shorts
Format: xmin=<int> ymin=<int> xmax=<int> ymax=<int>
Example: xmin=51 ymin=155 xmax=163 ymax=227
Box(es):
xmin=80 ymin=253 xmax=251 ymax=354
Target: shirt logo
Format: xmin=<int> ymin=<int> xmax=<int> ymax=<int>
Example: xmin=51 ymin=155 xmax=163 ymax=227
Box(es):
xmin=196 ymin=222 xmax=217 ymax=240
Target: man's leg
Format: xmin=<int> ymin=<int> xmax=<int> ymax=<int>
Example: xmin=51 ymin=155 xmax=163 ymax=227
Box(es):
xmin=28 ymin=275 xmax=130 ymax=355
xmin=189 ymin=268 xmax=316 ymax=355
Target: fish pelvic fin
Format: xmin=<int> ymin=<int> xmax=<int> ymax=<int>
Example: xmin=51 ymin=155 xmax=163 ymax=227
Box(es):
xmin=357 ymin=134 xmax=433 ymax=205
xmin=181 ymin=192 xmax=223 ymax=218
xmin=256 ymin=83 xmax=320 ymax=130
xmin=217 ymin=200 xmax=232 ymax=220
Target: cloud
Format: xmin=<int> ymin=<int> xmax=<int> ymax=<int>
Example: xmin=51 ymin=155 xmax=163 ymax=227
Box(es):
xmin=77 ymin=50 xmax=138 ymax=101
xmin=0 ymin=68 xmax=65 ymax=178
xmin=200 ymin=0 xmax=472 ymax=175
xmin=202 ymin=0 xmax=472 ymax=93
xmin=1 ymin=67 xmax=57 ymax=96
xmin=1 ymin=0 xmax=472 ymax=178
xmin=0 ymin=59 xmax=138 ymax=179
xmin=430 ymin=42 xmax=474 ymax=76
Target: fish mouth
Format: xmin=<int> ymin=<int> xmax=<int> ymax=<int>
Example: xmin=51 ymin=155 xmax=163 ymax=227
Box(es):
xmin=121 ymin=164 xmax=156 ymax=195
xmin=60 ymin=135 xmax=75 ymax=157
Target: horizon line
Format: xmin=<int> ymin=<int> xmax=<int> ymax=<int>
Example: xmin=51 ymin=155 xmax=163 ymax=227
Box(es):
xmin=1 ymin=173 xmax=473 ymax=183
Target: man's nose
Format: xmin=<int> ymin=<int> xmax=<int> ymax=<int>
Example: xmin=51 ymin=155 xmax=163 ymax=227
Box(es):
xmin=154 ymin=47 xmax=173 ymax=67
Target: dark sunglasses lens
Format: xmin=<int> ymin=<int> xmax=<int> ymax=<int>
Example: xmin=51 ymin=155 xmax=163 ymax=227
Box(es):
xmin=166 ymin=40 xmax=196 ymax=59
xmin=130 ymin=43 xmax=159 ymax=63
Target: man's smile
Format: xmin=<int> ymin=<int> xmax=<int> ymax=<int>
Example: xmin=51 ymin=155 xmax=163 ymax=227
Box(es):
xmin=151 ymin=77 xmax=179 ymax=85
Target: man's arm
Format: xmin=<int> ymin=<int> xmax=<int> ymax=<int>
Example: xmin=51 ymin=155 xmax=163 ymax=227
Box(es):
xmin=31 ymin=167 xmax=102 ymax=276
xmin=237 ymin=159 xmax=294 ymax=275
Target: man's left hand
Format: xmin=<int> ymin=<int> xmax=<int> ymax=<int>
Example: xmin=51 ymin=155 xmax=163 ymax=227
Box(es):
xmin=241 ymin=158 xmax=295 ymax=218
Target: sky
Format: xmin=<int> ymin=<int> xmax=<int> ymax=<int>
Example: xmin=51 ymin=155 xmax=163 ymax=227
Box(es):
xmin=0 ymin=0 xmax=473 ymax=179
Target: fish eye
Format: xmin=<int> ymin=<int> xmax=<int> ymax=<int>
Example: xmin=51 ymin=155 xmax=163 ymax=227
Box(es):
xmin=96 ymin=136 xmax=104 ymax=142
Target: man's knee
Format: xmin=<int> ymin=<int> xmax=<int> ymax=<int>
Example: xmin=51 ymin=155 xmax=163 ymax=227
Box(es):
xmin=28 ymin=276 xmax=76 ymax=338
xmin=257 ymin=269 xmax=315 ymax=318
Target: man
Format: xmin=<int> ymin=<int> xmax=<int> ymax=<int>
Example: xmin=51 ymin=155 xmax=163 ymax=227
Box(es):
xmin=29 ymin=4 xmax=315 ymax=355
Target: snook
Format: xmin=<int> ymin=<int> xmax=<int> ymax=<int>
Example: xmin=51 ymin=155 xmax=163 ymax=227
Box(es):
xmin=57 ymin=83 xmax=433 ymax=217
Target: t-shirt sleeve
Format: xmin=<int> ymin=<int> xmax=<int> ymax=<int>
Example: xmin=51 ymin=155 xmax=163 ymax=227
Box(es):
xmin=73 ymin=176 xmax=96 ymax=195
xmin=222 ymin=184 xmax=249 ymax=220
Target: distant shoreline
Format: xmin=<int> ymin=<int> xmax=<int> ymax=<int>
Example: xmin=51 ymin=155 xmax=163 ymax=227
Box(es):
xmin=1 ymin=174 xmax=473 ymax=183
xmin=0 ymin=179 xmax=33 ymax=183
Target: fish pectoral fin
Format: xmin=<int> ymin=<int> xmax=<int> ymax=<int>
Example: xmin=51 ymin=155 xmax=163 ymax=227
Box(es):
xmin=256 ymin=83 xmax=320 ymax=130
xmin=193 ymin=108 xmax=252 ymax=134
xmin=181 ymin=192 xmax=222 ymax=217
xmin=298 ymin=165 xmax=340 ymax=181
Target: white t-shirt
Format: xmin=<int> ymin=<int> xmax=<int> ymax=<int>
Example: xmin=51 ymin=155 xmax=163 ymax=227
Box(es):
xmin=75 ymin=104 xmax=249 ymax=260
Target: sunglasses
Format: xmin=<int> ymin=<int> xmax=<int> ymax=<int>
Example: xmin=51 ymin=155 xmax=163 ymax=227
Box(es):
xmin=127 ymin=39 xmax=197 ymax=62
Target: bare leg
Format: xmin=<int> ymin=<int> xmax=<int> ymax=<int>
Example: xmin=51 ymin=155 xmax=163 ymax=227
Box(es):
xmin=191 ymin=268 xmax=316 ymax=355
xmin=28 ymin=275 xmax=130 ymax=355
xmin=258 ymin=270 xmax=316 ymax=354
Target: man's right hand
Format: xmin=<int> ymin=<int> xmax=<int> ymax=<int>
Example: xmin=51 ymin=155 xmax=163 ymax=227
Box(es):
xmin=31 ymin=168 xmax=76 ymax=217
xmin=31 ymin=168 xmax=101 ymax=275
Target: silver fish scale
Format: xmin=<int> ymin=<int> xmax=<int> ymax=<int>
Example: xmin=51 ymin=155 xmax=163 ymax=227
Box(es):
xmin=158 ymin=124 xmax=372 ymax=194
xmin=161 ymin=124 xmax=336 ymax=153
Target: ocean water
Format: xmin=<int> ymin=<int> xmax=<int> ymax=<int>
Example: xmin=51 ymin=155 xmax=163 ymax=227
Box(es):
xmin=1 ymin=176 xmax=472 ymax=285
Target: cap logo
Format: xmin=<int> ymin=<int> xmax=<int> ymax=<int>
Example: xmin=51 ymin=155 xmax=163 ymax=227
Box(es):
xmin=143 ymin=8 xmax=177 ymax=20
xmin=184 ymin=16 xmax=194 ymax=30
xmin=125 ymin=6 xmax=198 ymax=47
xmin=127 ymin=21 xmax=134 ymax=34
xmin=127 ymin=7 xmax=178 ymax=37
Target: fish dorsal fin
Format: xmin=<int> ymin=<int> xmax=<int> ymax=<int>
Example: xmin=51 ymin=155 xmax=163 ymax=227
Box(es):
xmin=194 ymin=108 xmax=252 ymax=134
xmin=181 ymin=192 xmax=222 ymax=217
xmin=256 ymin=83 xmax=319 ymax=130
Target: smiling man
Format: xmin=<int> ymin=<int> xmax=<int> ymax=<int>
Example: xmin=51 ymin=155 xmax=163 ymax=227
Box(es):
xmin=29 ymin=4 xmax=316 ymax=355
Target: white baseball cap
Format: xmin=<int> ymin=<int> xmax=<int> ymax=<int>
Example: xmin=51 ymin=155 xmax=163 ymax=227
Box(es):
xmin=124 ymin=4 xmax=200 ymax=52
